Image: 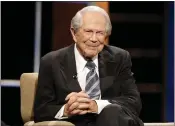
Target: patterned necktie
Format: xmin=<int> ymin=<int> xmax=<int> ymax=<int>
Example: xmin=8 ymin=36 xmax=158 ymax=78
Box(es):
xmin=85 ymin=60 xmax=100 ymax=100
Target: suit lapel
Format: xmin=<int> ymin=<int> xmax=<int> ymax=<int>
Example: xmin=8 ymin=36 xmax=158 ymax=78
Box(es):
xmin=98 ymin=46 xmax=117 ymax=96
xmin=60 ymin=44 xmax=82 ymax=92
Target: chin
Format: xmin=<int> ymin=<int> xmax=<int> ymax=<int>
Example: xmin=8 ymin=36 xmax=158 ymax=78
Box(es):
xmin=84 ymin=51 xmax=98 ymax=58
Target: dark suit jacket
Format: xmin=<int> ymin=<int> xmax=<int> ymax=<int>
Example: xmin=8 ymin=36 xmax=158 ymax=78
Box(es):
xmin=34 ymin=44 xmax=142 ymax=123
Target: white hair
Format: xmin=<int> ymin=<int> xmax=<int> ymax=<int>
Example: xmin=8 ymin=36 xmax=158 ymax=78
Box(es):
xmin=71 ymin=6 xmax=112 ymax=36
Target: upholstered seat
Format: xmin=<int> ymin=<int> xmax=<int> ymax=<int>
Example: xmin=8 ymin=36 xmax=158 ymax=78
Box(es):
xmin=20 ymin=73 xmax=174 ymax=126
xmin=20 ymin=73 xmax=75 ymax=126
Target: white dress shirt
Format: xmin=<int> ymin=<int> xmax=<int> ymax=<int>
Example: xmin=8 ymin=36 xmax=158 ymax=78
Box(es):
xmin=55 ymin=44 xmax=111 ymax=119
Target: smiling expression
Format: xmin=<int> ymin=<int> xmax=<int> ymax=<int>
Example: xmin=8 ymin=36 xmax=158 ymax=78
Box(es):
xmin=71 ymin=11 xmax=108 ymax=59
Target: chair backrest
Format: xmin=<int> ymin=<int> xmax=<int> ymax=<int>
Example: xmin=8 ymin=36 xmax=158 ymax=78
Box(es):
xmin=20 ymin=73 xmax=38 ymax=123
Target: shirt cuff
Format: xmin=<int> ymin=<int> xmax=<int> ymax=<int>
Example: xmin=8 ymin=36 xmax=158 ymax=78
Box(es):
xmin=95 ymin=100 xmax=111 ymax=114
xmin=54 ymin=105 xmax=68 ymax=120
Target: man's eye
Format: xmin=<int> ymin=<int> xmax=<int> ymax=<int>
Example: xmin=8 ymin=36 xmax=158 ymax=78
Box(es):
xmin=97 ymin=32 xmax=104 ymax=35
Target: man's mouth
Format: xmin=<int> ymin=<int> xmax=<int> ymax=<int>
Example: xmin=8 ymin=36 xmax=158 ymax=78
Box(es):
xmin=86 ymin=44 xmax=99 ymax=47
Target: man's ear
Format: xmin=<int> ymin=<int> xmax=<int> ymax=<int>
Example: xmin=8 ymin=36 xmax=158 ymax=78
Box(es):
xmin=104 ymin=36 xmax=109 ymax=45
xmin=70 ymin=27 xmax=77 ymax=42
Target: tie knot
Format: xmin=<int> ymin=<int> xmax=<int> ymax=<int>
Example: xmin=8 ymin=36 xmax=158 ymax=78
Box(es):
xmin=86 ymin=61 xmax=95 ymax=70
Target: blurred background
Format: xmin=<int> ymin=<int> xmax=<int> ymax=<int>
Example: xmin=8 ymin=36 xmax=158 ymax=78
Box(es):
xmin=1 ymin=1 xmax=174 ymax=126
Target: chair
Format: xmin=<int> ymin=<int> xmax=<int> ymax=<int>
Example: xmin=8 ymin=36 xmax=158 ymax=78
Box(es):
xmin=20 ymin=73 xmax=174 ymax=126
xmin=20 ymin=73 xmax=75 ymax=126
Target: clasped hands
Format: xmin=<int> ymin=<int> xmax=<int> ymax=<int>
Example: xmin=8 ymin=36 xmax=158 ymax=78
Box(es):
xmin=63 ymin=91 xmax=98 ymax=117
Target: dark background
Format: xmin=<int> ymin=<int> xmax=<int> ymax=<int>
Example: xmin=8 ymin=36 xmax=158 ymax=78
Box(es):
xmin=1 ymin=1 xmax=174 ymax=126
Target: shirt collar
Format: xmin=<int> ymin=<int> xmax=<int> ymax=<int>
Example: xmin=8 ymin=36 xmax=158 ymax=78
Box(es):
xmin=74 ymin=44 xmax=98 ymax=73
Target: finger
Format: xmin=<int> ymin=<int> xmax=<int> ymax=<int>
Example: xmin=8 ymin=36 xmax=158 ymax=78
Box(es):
xmin=70 ymin=109 xmax=83 ymax=115
xmin=77 ymin=91 xmax=90 ymax=98
xmin=67 ymin=96 xmax=78 ymax=107
xmin=80 ymin=90 xmax=86 ymax=93
xmin=65 ymin=92 xmax=77 ymax=101
xmin=68 ymin=102 xmax=79 ymax=112
xmin=79 ymin=90 xmax=84 ymax=93
xmin=77 ymin=103 xmax=89 ymax=110
xmin=77 ymin=97 xmax=91 ymax=103
xmin=87 ymin=110 xmax=91 ymax=113
xmin=79 ymin=110 xmax=88 ymax=115
xmin=87 ymin=110 xmax=95 ymax=113
xmin=65 ymin=91 xmax=89 ymax=101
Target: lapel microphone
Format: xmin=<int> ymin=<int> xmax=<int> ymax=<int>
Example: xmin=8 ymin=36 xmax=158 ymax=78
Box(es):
xmin=73 ymin=73 xmax=77 ymax=79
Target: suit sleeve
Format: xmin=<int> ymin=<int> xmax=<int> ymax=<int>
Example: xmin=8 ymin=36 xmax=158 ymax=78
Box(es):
xmin=34 ymin=54 xmax=63 ymax=122
xmin=108 ymin=51 xmax=142 ymax=116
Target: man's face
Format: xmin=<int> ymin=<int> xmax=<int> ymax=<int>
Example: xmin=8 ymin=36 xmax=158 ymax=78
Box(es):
xmin=71 ymin=12 xmax=108 ymax=59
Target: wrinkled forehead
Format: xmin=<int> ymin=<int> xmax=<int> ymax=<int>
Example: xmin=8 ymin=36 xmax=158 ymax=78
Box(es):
xmin=82 ymin=11 xmax=106 ymax=22
xmin=81 ymin=12 xmax=107 ymax=30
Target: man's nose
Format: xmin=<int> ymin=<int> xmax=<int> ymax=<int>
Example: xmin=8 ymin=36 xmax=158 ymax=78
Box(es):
xmin=90 ymin=33 xmax=98 ymax=42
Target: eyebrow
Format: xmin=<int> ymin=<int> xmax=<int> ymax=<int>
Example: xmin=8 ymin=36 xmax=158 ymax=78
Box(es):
xmin=83 ymin=28 xmax=105 ymax=32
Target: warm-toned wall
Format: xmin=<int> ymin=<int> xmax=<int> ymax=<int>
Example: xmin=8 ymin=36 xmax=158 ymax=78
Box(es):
xmin=52 ymin=2 xmax=87 ymax=50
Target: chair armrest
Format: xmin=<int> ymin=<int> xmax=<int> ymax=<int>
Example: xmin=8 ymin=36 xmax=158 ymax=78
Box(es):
xmin=144 ymin=122 xmax=174 ymax=126
xmin=24 ymin=121 xmax=75 ymax=126
xmin=34 ymin=121 xmax=75 ymax=126
xmin=24 ymin=121 xmax=35 ymax=126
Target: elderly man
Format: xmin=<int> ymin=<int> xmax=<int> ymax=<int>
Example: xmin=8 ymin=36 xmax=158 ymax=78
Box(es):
xmin=34 ymin=6 xmax=143 ymax=126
